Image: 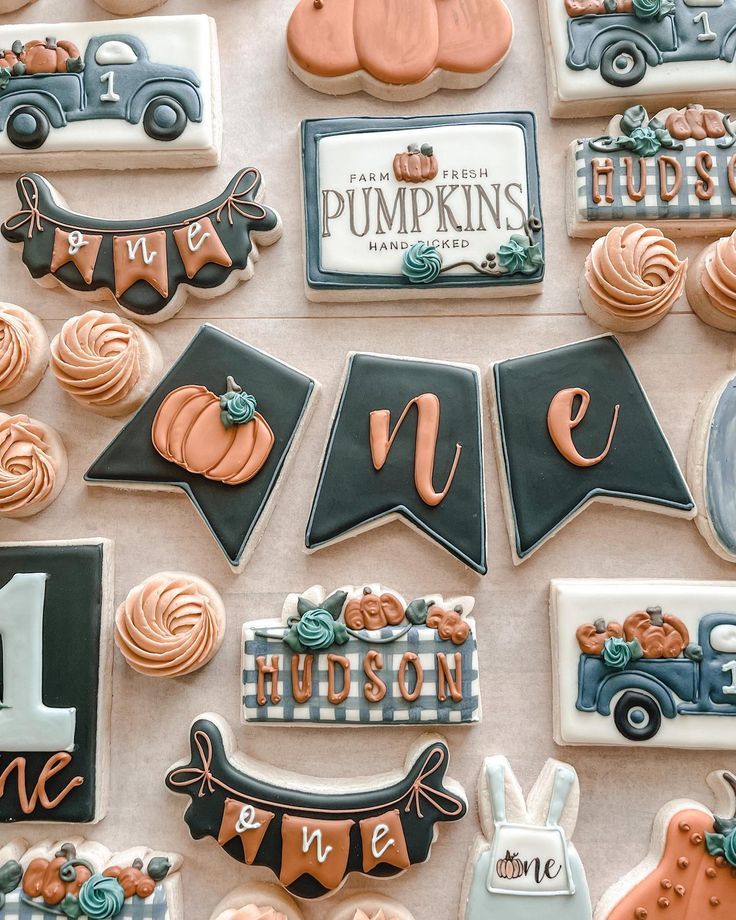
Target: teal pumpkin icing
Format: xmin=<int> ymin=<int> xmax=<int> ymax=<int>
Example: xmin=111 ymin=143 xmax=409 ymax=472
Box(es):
xmin=402 ymin=243 xmax=442 ymax=284
xmin=77 ymin=875 xmax=125 ymax=919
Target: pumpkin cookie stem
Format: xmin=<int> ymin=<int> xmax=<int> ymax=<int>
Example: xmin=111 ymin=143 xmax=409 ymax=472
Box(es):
xmin=225 ymin=375 xmax=241 ymax=394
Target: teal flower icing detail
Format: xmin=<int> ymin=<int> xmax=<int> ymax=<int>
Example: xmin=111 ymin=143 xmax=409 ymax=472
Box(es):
xmin=706 ymin=824 xmax=736 ymax=868
xmin=498 ymin=235 xmax=545 ymax=276
xmin=219 ymin=376 xmax=257 ymax=428
xmin=77 ymin=875 xmax=125 ymax=919
xmin=603 ymin=637 xmax=643 ymax=670
xmin=282 ymin=590 xmax=349 ymax=653
xmin=402 ymin=243 xmax=443 ymax=284
xmin=632 ymin=0 xmax=674 ymax=20
xmin=628 ymin=125 xmax=661 ymax=157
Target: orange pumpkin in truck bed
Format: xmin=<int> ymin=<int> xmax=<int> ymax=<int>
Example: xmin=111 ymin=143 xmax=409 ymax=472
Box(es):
xmin=286 ymin=0 xmax=514 ymax=99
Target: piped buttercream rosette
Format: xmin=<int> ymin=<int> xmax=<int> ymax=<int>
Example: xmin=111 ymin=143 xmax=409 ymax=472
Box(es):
xmin=688 ymin=230 xmax=736 ymax=332
xmin=209 ymin=884 xmax=305 ymax=920
xmin=115 ymin=572 xmax=226 ymax=678
xmin=0 ymin=412 xmax=67 ymax=518
xmin=0 ymin=303 xmax=49 ymax=406
xmin=50 ymin=310 xmax=162 ymax=417
xmin=325 ymin=895 xmax=415 ymax=920
xmin=580 ymin=224 xmax=687 ymax=332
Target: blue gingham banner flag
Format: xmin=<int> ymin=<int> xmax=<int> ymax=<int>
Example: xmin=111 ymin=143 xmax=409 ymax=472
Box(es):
xmin=243 ymin=623 xmax=480 ymax=724
xmin=1 ymin=885 xmax=170 ymax=919
xmin=575 ymin=136 xmax=736 ymax=224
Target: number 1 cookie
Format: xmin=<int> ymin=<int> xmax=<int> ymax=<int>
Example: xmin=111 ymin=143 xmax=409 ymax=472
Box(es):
xmin=0 ymin=540 xmax=113 ymax=822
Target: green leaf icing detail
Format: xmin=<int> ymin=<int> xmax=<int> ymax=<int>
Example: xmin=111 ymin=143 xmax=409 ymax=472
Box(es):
xmin=146 ymin=857 xmax=171 ymax=882
xmin=632 ymin=0 xmax=674 ymax=20
xmin=321 ymin=590 xmax=348 ymax=620
xmin=706 ymin=826 xmax=736 ymax=867
xmin=498 ymin=235 xmax=544 ymax=275
xmin=219 ymin=376 xmax=257 ymax=429
xmin=61 ymin=894 xmax=84 ymax=919
xmin=406 ymin=598 xmax=429 ymax=625
xmin=0 ymin=860 xmax=22 ymax=894
xmin=77 ymin=875 xmax=125 ymax=919
xmin=602 ymin=637 xmax=643 ymax=670
xmin=402 ymin=242 xmax=443 ymax=284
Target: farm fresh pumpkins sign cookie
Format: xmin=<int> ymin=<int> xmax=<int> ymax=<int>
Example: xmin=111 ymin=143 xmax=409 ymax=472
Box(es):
xmin=301 ymin=112 xmax=544 ymax=302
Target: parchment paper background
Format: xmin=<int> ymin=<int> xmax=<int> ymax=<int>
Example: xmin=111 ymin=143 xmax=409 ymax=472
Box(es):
xmin=1 ymin=1 xmax=734 ymax=918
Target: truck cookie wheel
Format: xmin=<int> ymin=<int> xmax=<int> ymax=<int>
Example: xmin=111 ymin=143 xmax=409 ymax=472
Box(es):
xmin=6 ymin=105 xmax=50 ymax=149
xmin=614 ymin=691 xmax=661 ymax=741
xmin=600 ymin=41 xmax=647 ymax=87
xmin=143 ymin=96 xmax=187 ymax=142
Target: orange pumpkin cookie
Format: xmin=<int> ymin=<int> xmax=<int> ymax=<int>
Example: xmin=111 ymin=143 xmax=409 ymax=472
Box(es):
xmin=286 ymin=0 xmax=514 ymax=102
xmin=152 ymin=376 xmax=274 ymax=486
xmin=595 ymin=771 xmax=736 ymax=920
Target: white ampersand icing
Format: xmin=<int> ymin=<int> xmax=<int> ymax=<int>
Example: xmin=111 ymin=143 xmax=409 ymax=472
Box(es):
xmin=0 ymin=305 xmax=31 ymax=395
xmin=50 ymin=311 xmax=141 ymax=410
xmin=0 ymin=414 xmax=59 ymax=517
xmin=67 ymin=230 xmax=89 ymax=255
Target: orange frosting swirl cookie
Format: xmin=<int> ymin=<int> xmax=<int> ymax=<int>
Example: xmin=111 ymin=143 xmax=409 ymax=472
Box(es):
xmin=581 ymin=224 xmax=687 ymax=332
xmin=0 ymin=304 xmax=48 ymax=405
xmin=230 ymin=909 xmax=288 ymax=920
xmin=115 ymin=572 xmax=225 ymax=677
xmin=0 ymin=413 xmax=67 ymax=518
xmin=50 ymin=311 xmax=162 ymax=417
xmin=700 ymin=231 xmax=736 ymax=321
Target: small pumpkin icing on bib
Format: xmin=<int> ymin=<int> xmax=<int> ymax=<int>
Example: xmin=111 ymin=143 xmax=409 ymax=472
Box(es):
xmin=0 ymin=303 xmax=49 ymax=406
xmin=287 ymin=0 xmax=514 ymax=101
xmin=687 ymin=230 xmax=736 ymax=332
xmin=580 ymin=224 xmax=687 ymax=332
xmin=152 ymin=376 xmax=275 ymax=486
xmin=115 ymin=571 xmax=225 ymax=677
xmin=0 ymin=412 xmax=67 ymax=518
xmin=50 ymin=311 xmax=163 ymax=418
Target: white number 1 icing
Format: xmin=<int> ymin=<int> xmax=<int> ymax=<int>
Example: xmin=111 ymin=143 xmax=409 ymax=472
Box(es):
xmin=0 ymin=573 xmax=76 ymax=752
xmin=462 ymin=756 xmax=592 ymax=919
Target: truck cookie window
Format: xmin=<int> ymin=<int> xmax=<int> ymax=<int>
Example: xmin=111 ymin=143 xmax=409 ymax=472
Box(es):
xmin=0 ymin=34 xmax=203 ymax=149
xmin=565 ymin=0 xmax=736 ymax=88
xmin=576 ymin=610 xmax=736 ymax=741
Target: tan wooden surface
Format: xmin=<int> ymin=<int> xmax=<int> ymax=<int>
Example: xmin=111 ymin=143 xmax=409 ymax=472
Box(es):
xmin=1 ymin=1 xmax=734 ymax=918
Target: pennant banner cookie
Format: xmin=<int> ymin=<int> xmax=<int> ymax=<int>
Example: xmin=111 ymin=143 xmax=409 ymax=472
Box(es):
xmin=491 ymin=336 xmax=695 ymax=563
xmin=242 ymin=584 xmax=481 ymax=726
xmin=1 ymin=170 xmax=281 ymax=323
xmin=165 ymin=714 xmax=467 ymax=900
xmin=85 ymin=325 xmax=317 ymax=572
xmin=568 ymin=103 xmax=736 ymax=237
xmin=306 ymin=353 xmax=486 ymax=574
xmin=551 ymin=578 xmax=736 ymax=750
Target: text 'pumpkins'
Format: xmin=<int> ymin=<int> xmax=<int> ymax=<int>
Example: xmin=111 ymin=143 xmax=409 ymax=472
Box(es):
xmin=287 ymin=0 xmax=513 ymax=86
xmin=151 ymin=376 xmax=274 ymax=486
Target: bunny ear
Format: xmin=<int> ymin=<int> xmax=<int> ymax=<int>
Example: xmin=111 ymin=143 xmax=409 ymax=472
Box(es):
xmin=477 ymin=757 xmax=529 ymax=839
xmin=526 ymin=760 xmax=580 ymax=838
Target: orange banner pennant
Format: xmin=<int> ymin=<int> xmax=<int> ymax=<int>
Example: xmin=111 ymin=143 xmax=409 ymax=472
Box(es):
xmin=360 ymin=809 xmax=411 ymax=872
xmin=113 ymin=231 xmax=168 ymax=299
xmin=50 ymin=227 xmax=103 ymax=285
xmin=173 ymin=217 xmax=232 ymax=280
xmin=279 ymin=814 xmax=353 ymax=891
xmin=217 ymin=798 xmax=274 ymax=865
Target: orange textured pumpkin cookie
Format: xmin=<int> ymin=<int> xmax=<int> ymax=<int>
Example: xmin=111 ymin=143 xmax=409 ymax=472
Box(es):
xmin=0 ymin=303 xmax=48 ymax=406
xmin=287 ymin=0 xmax=513 ymax=101
xmin=579 ymin=225 xmax=687 ymax=332
xmin=687 ymin=230 xmax=736 ymax=332
xmin=594 ymin=770 xmax=736 ymax=920
xmin=50 ymin=311 xmax=162 ymax=418
xmin=0 ymin=412 xmax=67 ymax=518
xmin=115 ymin=571 xmax=226 ymax=677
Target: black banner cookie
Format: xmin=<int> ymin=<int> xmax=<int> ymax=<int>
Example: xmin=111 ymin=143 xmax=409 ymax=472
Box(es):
xmin=305 ymin=352 xmax=486 ymax=574
xmin=491 ymin=336 xmax=695 ymax=563
xmin=85 ymin=325 xmax=318 ymax=572
xmin=1 ymin=170 xmax=281 ymax=323
xmin=0 ymin=539 xmax=113 ymax=822
xmin=165 ymin=713 xmax=467 ymax=900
